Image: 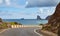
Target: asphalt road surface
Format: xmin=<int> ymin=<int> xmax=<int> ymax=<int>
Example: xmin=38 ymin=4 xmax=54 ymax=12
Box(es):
xmin=0 ymin=27 xmax=41 ymax=36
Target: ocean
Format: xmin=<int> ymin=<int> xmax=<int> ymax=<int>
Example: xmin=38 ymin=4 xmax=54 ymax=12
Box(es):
xmin=3 ymin=19 xmax=48 ymax=25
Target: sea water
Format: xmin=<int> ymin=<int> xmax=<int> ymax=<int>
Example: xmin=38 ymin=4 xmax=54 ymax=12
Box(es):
xmin=3 ymin=19 xmax=48 ymax=25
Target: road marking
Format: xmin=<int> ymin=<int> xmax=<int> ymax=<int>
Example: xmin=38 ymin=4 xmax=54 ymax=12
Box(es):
xmin=0 ymin=28 xmax=43 ymax=36
xmin=0 ymin=28 xmax=10 ymax=34
xmin=34 ymin=29 xmax=43 ymax=36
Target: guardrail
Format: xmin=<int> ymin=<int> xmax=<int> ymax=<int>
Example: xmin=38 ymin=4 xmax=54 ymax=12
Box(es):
xmin=11 ymin=25 xmax=42 ymax=28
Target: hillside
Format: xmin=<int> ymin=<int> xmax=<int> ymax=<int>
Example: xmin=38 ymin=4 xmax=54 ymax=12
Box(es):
xmin=42 ymin=2 xmax=60 ymax=34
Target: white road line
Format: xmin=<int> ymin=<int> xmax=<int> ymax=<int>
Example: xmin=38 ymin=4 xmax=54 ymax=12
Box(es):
xmin=0 ymin=28 xmax=10 ymax=34
xmin=34 ymin=29 xmax=43 ymax=36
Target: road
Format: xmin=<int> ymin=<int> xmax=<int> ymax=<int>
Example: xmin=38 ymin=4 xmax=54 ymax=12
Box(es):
xmin=0 ymin=27 xmax=42 ymax=36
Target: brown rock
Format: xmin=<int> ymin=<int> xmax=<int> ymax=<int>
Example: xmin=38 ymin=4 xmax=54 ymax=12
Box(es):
xmin=42 ymin=2 xmax=60 ymax=35
xmin=47 ymin=2 xmax=60 ymax=35
xmin=45 ymin=15 xmax=51 ymax=20
xmin=48 ymin=2 xmax=60 ymax=24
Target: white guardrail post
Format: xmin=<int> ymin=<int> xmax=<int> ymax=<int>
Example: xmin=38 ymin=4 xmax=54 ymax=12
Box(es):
xmin=11 ymin=25 xmax=42 ymax=28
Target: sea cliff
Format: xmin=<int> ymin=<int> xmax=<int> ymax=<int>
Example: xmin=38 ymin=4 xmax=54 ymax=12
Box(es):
xmin=42 ymin=2 xmax=60 ymax=34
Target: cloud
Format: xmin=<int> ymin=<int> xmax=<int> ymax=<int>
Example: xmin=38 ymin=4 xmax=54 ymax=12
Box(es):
xmin=9 ymin=0 xmax=26 ymax=8
xmin=0 ymin=0 xmax=26 ymax=8
xmin=25 ymin=1 xmax=28 ymax=6
xmin=5 ymin=0 xmax=11 ymax=6
xmin=0 ymin=11 xmax=37 ymax=19
xmin=0 ymin=0 xmax=3 ymax=4
xmin=37 ymin=7 xmax=55 ymax=19
xmin=38 ymin=7 xmax=55 ymax=15
xmin=26 ymin=0 xmax=60 ymax=8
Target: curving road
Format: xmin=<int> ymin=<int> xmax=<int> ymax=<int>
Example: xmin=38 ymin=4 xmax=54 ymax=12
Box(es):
xmin=0 ymin=27 xmax=42 ymax=36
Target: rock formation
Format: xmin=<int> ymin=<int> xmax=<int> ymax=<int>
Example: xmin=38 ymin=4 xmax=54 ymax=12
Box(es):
xmin=48 ymin=2 xmax=60 ymax=34
xmin=37 ymin=15 xmax=41 ymax=20
xmin=21 ymin=18 xmax=24 ymax=20
xmin=42 ymin=2 xmax=60 ymax=34
xmin=48 ymin=3 xmax=60 ymax=25
xmin=45 ymin=16 xmax=51 ymax=20
xmin=49 ymin=2 xmax=60 ymax=34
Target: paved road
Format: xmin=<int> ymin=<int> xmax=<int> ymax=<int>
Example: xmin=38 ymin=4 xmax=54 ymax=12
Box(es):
xmin=0 ymin=27 xmax=41 ymax=36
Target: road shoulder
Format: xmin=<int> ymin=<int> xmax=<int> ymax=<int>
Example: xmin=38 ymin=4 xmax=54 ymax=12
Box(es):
xmin=34 ymin=29 xmax=58 ymax=36
xmin=0 ymin=28 xmax=10 ymax=34
xmin=34 ymin=29 xmax=43 ymax=36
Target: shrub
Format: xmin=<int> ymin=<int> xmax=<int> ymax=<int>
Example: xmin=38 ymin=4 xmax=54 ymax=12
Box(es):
xmin=39 ymin=24 xmax=43 ymax=25
xmin=10 ymin=22 xmax=22 ymax=25
xmin=0 ymin=18 xmax=2 ymax=22
xmin=0 ymin=23 xmax=8 ymax=29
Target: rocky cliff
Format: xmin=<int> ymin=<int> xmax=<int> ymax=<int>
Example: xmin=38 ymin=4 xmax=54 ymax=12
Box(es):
xmin=45 ymin=16 xmax=51 ymax=20
xmin=42 ymin=2 xmax=60 ymax=34
xmin=48 ymin=3 xmax=60 ymax=25
xmin=37 ymin=15 xmax=41 ymax=20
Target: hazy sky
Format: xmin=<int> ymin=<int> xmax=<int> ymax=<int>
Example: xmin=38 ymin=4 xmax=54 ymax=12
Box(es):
xmin=0 ymin=0 xmax=60 ymax=19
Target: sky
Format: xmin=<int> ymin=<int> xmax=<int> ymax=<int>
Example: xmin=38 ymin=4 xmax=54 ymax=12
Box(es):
xmin=0 ymin=0 xmax=60 ymax=19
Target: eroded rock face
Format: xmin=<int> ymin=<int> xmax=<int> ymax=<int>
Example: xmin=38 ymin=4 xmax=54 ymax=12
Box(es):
xmin=37 ymin=15 xmax=41 ymax=20
xmin=48 ymin=3 xmax=60 ymax=34
xmin=48 ymin=3 xmax=60 ymax=25
xmin=42 ymin=3 xmax=60 ymax=34
xmin=45 ymin=16 xmax=51 ymax=20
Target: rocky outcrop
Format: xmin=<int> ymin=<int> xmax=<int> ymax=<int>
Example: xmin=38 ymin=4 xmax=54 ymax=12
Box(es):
xmin=37 ymin=15 xmax=41 ymax=20
xmin=45 ymin=16 xmax=51 ymax=20
xmin=48 ymin=2 xmax=60 ymax=33
xmin=42 ymin=2 xmax=60 ymax=34
xmin=48 ymin=3 xmax=60 ymax=25
xmin=21 ymin=18 xmax=24 ymax=20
